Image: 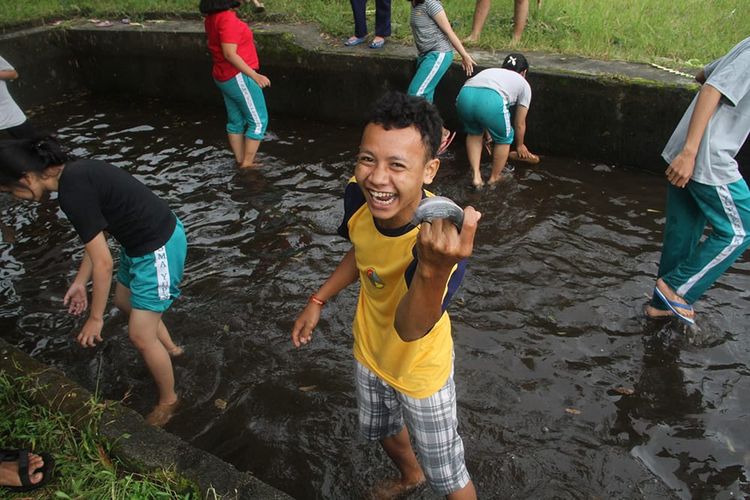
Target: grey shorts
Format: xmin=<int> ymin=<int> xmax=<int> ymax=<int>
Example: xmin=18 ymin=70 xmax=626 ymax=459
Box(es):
xmin=355 ymin=360 xmax=471 ymax=495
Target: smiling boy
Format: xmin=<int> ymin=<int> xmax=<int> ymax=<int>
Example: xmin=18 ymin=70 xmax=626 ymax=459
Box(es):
xmin=292 ymin=92 xmax=480 ymax=499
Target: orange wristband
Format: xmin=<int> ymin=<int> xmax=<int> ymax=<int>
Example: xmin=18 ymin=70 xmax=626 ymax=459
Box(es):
xmin=310 ymin=295 xmax=326 ymax=307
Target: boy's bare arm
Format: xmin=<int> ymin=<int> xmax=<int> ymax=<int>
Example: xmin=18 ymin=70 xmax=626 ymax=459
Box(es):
xmin=665 ymin=83 xmax=722 ymax=188
xmin=292 ymin=247 xmax=358 ymax=347
xmin=395 ymin=208 xmax=481 ymax=342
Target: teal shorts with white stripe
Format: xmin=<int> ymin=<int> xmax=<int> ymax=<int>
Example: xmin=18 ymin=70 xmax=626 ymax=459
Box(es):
xmin=408 ymin=51 xmax=454 ymax=103
xmin=116 ymin=218 xmax=187 ymax=313
xmin=215 ymin=73 xmax=268 ymax=140
xmin=456 ymin=86 xmax=513 ymax=144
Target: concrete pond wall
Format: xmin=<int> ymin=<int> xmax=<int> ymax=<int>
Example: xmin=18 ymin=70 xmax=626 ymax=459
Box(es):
xmin=0 ymin=19 xmax=748 ymax=499
xmin=3 ymin=20 xmax=748 ymax=174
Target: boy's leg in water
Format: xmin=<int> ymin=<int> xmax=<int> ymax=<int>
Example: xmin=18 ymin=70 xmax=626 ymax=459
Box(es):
xmin=241 ymin=137 xmax=261 ymax=168
xmin=373 ymin=427 xmax=426 ymax=499
xmin=227 ymin=133 xmax=245 ymax=165
xmin=466 ymin=134 xmax=485 ymax=188
xmin=114 ymin=283 xmax=182 ymax=356
xmin=488 ymin=143 xmax=511 ymax=184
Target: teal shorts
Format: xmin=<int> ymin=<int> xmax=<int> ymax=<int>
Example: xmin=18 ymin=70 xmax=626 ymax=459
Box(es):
xmin=116 ymin=218 xmax=187 ymax=313
xmin=408 ymin=51 xmax=454 ymax=103
xmin=215 ymin=73 xmax=269 ymax=140
xmin=456 ymin=86 xmax=513 ymax=144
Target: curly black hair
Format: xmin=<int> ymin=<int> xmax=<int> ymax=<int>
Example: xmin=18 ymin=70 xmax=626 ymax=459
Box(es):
xmin=365 ymin=92 xmax=443 ymax=159
xmin=199 ymin=0 xmax=241 ymax=15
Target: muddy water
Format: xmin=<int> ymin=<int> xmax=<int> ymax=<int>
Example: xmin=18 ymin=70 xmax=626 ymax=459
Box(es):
xmin=2 ymin=96 xmax=748 ymax=499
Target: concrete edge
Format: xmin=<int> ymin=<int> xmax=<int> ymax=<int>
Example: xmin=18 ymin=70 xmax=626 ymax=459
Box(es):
xmin=0 ymin=338 xmax=291 ymax=500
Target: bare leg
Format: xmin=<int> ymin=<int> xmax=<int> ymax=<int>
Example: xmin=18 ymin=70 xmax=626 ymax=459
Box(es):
xmin=373 ymin=427 xmax=426 ymax=499
xmin=128 ymin=309 xmax=177 ymax=406
xmin=114 ymin=284 xmax=182 ymax=356
xmin=466 ymin=134 xmax=485 ymax=188
xmin=464 ymin=0 xmax=491 ymax=43
xmin=488 ymin=143 xmax=511 ymax=184
xmin=0 ymin=452 xmax=45 ymax=487
xmin=239 ymin=137 xmax=261 ymax=168
xmin=512 ymin=0 xmax=529 ymax=44
xmin=448 ymin=481 xmax=478 ymax=500
xmin=227 ymin=133 xmax=245 ymax=165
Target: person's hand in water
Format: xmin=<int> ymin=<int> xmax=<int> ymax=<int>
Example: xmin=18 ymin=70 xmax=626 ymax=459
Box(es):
xmin=76 ymin=317 xmax=104 ymax=347
xmin=63 ymin=282 xmax=88 ymax=316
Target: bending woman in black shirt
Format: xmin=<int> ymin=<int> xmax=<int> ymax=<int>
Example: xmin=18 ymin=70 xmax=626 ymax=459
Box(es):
xmin=0 ymin=137 xmax=187 ymax=427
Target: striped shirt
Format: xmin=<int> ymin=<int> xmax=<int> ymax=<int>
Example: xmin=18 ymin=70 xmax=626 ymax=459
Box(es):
xmin=410 ymin=0 xmax=453 ymax=56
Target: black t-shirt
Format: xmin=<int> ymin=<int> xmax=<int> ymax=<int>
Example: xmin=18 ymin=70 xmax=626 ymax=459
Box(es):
xmin=57 ymin=159 xmax=176 ymax=257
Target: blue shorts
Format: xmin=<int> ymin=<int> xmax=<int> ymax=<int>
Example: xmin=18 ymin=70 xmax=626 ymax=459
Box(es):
xmin=116 ymin=218 xmax=187 ymax=313
xmin=456 ymin=86 xmax=513 ymax=144
xmin=408 ymin=51 xmax=454 ymax=103
xmin=215 ymin=73 xmax=268 ymax=140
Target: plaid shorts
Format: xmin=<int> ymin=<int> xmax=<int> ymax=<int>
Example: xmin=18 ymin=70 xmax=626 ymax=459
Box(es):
xmin=355 ymin=360 xmax=471 ymax=495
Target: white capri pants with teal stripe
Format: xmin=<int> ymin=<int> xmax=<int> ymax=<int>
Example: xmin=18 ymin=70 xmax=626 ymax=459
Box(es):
xmin=407 ymin=51 xmax=454 ymax=103
xmin=215 ymin=73 xmax=268 ymax=140
xmin=651 ymin=178 xmax=750 ymax=308
xmin=456 ymin=86 xmax=513 ymax=144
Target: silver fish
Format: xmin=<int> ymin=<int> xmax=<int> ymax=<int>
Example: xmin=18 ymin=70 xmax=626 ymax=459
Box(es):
xmin=412 ymin=196 xmax=464 ymax=230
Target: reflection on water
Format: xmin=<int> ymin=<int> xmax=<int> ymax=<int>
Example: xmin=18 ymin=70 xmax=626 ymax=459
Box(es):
xmin=1 ymin=96 xmax=748 ymax=499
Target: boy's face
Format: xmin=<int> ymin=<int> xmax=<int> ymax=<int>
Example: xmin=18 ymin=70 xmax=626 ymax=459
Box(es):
xmin=355 ymin=123 xmax=439 ymax=229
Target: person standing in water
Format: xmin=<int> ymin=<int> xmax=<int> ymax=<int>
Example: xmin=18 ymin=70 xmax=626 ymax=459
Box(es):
xmin=0 ymin=136 xmax=187 ymax=427
xmin=201 ymin=0 xmax=270 ymax=168
xmin=456 ymin=53 xmax=535 ymax=188
xmin=645 ymin=36 xmax=750 ymax=325
xmin=406 ymin=0 xmax=476 ymax=154
xmin=292 ymin=92 xmax=480 ymax=499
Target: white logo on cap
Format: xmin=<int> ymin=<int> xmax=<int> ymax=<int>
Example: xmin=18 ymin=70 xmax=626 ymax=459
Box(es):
xmin=508 ymin=56 xmax=517 ymax=66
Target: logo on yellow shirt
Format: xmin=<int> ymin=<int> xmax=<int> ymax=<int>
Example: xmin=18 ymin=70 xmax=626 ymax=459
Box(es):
xmin=366 ymin=268 xmax=385 ymax=288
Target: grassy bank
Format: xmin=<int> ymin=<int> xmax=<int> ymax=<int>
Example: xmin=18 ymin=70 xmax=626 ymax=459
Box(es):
xmin=0 ymin=0 xmax=747 ymax=66
xmin=0 ymin=371 xmax=194 ymax=498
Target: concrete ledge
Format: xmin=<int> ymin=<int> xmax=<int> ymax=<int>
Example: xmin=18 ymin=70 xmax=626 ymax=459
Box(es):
xmin=1 ymin=20 xmax=747 ymax=174
xmin=0 ymin=338 xmax=291 ymax=499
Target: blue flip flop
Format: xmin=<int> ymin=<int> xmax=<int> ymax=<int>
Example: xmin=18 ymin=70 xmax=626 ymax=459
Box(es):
xmin=653 ymin=286 xmax=695 ymax=325
xmin=344 ymin=35 xmax=367 ymax=47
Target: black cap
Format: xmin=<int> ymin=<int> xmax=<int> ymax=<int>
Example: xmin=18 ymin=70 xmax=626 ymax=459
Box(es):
xmin=501 ymin=53 xmax=529 ymax=73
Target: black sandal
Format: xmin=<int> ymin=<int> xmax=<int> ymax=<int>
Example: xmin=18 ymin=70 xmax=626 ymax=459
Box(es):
xmin=0 ymin=449 xmax=55 ymax=492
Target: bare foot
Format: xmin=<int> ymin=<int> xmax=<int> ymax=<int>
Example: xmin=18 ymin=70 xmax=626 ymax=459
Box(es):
xmin=238 ymin=161 xmax=263 ymax=169
xmin=0 ymin=451 xmax=45 ymax=488
xmin=656 ymin=278 xmax=695 ymax=322
xmin=472 ymin=178 xmax=485 ymax=190
xmin=463 ymin=35 xmax=479 ymax=44
xmin=487 ymin=175 xmax=507 ymax=185
xmin=145 ymin=398 xmax=181 ymax=427
xmin=644 ymin=304 xmax=673 ymax=319
xmin=371 ymin=476 xmax=426 ymax=500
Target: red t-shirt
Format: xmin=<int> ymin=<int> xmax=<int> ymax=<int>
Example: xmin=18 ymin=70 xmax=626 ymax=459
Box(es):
xmin=204 ymin=10 xmax=260 ymax=81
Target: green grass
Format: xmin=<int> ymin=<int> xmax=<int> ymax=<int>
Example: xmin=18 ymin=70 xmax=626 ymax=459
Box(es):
xmin=0 ymin=370 xmax=194 ymax=499
xmin=0 ymin=1 xmax=747 ymax=66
